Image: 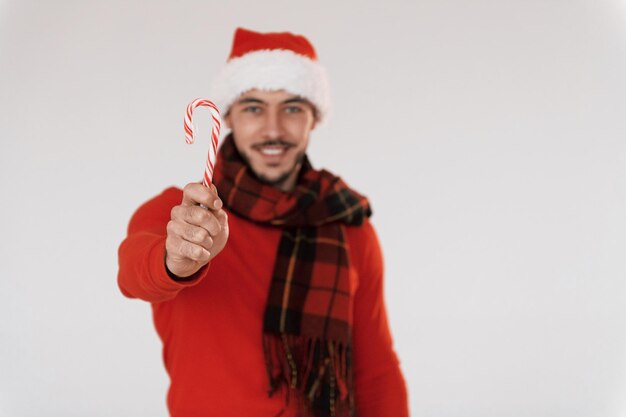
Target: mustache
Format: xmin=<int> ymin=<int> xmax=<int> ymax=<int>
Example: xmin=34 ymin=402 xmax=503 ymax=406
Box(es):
xmin=253 ymin=139 xmax=294 ymax=148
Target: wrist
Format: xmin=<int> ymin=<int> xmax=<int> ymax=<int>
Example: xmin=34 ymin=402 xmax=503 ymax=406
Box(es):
xmin=164 ymin=254 xmax=207 ymax=282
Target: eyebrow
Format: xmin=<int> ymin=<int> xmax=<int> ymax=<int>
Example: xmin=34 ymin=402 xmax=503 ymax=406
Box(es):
xmin=236 ymin=97 xmax=264 ymax=105
xmin=282 ymin=97 xmax=308 ymax=104
xmin=235 ymin=96 xmax=309 ymax=105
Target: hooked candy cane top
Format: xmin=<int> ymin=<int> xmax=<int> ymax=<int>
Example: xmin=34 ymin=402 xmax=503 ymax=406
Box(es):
xmin=184 ymin=98 xmax=222 ymax=187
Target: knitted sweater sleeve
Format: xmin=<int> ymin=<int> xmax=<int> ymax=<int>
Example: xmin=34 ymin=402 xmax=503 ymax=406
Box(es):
xmin=117 ymin=187 xmax=209 ymax=303
xmin=351 ymin=220 xmax=410 ymax=417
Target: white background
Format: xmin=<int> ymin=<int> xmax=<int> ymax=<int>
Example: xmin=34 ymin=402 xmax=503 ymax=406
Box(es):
xmin=1 ymin=1 xmax=625 ymax=416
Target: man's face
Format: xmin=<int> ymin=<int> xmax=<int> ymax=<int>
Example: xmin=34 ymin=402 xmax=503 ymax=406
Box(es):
xmin=224 ymin=89 xmax=317 ymax=192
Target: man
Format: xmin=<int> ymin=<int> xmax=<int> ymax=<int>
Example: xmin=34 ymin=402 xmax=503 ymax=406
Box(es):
xmin=118 ymin=27 xmax=408 ymax=417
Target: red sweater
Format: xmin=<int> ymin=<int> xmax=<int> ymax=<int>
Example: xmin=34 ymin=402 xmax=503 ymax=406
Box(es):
xmin=118 ymin=187 xmax=409 ymax=417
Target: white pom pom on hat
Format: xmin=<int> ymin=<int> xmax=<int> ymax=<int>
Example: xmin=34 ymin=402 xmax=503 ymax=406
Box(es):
xmin=210 ymin=27 xmax=331 ymax=123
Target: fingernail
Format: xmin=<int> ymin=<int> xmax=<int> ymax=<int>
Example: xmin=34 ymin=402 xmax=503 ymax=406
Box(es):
xmin=213 ymin=199 xmax=222 ymax=209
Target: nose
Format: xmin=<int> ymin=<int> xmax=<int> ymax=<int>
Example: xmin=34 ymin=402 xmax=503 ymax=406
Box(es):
xmin=261 ymin=107 xmax=283 ymax=140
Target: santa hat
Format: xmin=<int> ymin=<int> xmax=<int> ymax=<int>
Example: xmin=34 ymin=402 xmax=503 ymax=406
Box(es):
xmin=210 ymin=28 xmax=331 ymax=123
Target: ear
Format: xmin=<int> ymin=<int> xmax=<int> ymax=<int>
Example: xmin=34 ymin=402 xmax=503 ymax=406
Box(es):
xmin=310 ymin=104 xmax=319 ymax=131
xmin=223 ymin=112 xmax=232 ymax=130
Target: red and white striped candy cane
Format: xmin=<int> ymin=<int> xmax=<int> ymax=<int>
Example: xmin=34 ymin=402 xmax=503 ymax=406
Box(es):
xmin=184 ymin=98 xmax=222 ymax=187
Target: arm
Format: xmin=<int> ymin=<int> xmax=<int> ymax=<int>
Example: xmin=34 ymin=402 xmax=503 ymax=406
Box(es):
xmin=351 ymin=220 xmax=409 ymax=417
xmin=117 ymin=185 xmax=228 ymax=303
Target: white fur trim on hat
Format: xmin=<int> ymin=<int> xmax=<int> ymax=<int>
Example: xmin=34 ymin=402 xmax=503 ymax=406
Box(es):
xmin=210 ymin=49 xmax=331 ymax=123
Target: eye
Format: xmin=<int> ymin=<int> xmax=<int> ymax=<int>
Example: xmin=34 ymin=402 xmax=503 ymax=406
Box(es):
xmin=243 ymin=106 xmax=262 ymax=114
xmin=285 ymin=105 xmax=303 ymax=114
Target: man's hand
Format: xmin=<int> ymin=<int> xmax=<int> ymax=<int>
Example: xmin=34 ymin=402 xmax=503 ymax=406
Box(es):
xmin=165 ymin=182 xmax=229 ymax=278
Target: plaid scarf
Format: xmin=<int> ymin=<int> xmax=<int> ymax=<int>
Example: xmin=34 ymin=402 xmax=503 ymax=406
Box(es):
xmin=213 ymin=134 xmax=371 ymax=417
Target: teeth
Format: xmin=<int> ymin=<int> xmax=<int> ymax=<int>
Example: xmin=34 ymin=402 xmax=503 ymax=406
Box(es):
xmin=260 ymin=147 xmax=285 ymax=156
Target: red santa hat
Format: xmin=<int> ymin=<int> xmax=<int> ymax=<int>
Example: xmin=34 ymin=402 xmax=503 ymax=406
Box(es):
xmin=211 ymin=28 xmax=331 ymax=123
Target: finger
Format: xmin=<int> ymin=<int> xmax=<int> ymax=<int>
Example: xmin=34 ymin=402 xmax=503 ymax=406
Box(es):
xmin=171 ymin=206 xmax=223 ymax=237
xmin=182 ymin=182 xmax=223 ymax=211
xmin=167 ymin=220 xmax=214 ymax=250
xmin=166 ymin=235 xmax=211 ymax=263
xmin=216 ymin=209 xmax=228 ymax=226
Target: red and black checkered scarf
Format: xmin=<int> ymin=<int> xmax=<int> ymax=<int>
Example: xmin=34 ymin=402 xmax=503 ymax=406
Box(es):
xmin=213 ymin=134 xmax=371 ymax=417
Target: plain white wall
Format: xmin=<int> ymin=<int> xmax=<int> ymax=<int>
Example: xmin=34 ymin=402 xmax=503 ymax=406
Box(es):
xmin=1 ymin=1 xmax=625 ymax=416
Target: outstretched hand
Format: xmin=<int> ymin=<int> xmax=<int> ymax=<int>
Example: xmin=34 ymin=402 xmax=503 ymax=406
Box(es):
xmin=165 ymin=182 xmax=229 ymax=278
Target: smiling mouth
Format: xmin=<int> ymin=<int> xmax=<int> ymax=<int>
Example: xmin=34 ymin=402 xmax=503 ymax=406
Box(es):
xmin=253 ymin=141 xmax=294 ymax=157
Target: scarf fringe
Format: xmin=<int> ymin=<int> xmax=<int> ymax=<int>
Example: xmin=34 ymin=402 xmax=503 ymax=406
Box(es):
xmin=264 ymin=333 xmax=355 ymax=417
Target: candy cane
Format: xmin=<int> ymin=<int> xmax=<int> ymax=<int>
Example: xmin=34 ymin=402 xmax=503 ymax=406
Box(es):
xmin=184 ymin=98 xmax=222 ymax=187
